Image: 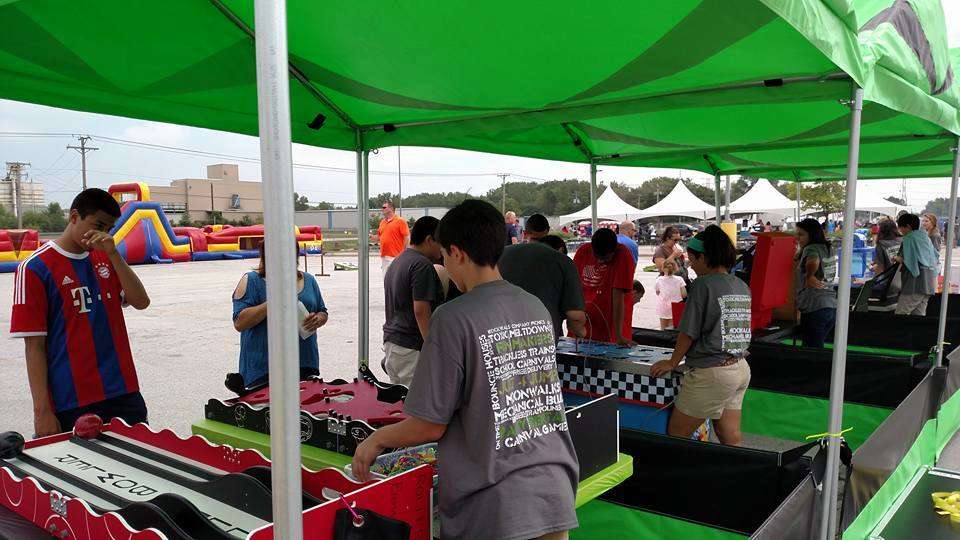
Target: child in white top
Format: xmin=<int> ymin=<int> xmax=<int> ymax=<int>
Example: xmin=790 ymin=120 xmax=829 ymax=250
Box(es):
xmin=655 ymin=259 xmax=687 ymax=329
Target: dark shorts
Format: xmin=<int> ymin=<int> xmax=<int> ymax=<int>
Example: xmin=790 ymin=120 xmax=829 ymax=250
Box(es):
xmin=55 ymin=391 xmax=148 ymax=432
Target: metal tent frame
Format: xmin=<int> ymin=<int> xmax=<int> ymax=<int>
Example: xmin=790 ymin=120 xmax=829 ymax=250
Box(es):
xmin=159 ymin=4 xmax=960 ymax=537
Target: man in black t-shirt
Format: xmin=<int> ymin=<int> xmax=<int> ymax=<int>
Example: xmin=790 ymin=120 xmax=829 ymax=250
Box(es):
xmin=381 ymin=216 xmax=443 ymax=386
xmin=499 ymin=214 xmax=586 ymax=340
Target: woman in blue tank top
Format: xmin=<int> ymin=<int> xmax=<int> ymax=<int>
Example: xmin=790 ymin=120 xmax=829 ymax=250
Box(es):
xmin=232 ymin=241 xmax=328 ymax=386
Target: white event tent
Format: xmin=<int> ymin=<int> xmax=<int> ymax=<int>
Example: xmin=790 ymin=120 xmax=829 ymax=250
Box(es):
xmin=727 ymin=179 xmax=798 ymax=216
xmin=854 ymin=184 xmax=909 ymax=216
xmin=637 ymin=180 xmax=715 ymax=220
xmin=557 ymin=186 xmax=643 ymax=224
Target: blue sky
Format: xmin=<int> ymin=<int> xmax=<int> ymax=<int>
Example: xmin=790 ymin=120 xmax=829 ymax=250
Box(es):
xmin=1 ymin=8 xmax=958 ymax=210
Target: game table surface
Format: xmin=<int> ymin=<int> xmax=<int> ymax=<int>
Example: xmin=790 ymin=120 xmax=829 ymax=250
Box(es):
xmin=871 ymin=467 xmax=960 ymax=539
xmin=3 ymin=430 xmax=273 ymax=538
xmin=192 ymin=419 xmax=634 ymax=509
xmin=556 ymin=338 xmax=674 ymax=362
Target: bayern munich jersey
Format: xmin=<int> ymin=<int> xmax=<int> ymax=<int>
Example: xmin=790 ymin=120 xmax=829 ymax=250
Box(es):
xmin=10 ymin=241 xmax=139 ymax=412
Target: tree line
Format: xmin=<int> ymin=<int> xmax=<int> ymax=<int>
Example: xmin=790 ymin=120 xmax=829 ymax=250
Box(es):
xmin=301 ymin=177 xmax=858 ymax=219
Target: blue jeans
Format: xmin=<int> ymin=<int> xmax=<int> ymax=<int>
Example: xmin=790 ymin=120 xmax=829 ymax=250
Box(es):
xmin=800 ymin=308 xmax=836 ymax=348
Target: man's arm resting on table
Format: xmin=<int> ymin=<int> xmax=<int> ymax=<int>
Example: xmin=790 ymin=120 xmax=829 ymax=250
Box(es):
xmin=108 ymin=251 xmax=150 ymax=309
xmin=24 ymin=336 xmax=60 ymax=437
xmin=611 ymin=287 xmax=631 ymax=346
xmin=565 ymin=309 xmax=587 ymax=338
xmin=413 ymin=300 xmax=432 ymax=341
xmin=352 ymin=416 xmax=446 ymax=481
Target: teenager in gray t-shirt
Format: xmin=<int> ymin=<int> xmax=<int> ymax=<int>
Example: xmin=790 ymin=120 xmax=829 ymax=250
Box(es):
xmin=353 ymin=200 xmax=579 ymax=540
xmin=793 ymin=219 xmax=838 ymax=348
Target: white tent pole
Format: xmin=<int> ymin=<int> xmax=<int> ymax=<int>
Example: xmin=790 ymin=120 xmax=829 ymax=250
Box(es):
xmin=935 ymin=139 xmax=960 ymax=367
xmin=724 ymin=175 xmax=731 ymax=221
xmin=252 ymin=0 xmax=302 ymax=537
xmin=797 ymin=181 xmax=802 ymax=223
xmin=590 ymin=162 xmax=598 ymax=231
xmin=713 ymin=173 xmax=722 ymax=223
xmin=357 ymin=146 xmax=370 ymax=371
xmin=820 ymin=86 xmax=864 ymax=540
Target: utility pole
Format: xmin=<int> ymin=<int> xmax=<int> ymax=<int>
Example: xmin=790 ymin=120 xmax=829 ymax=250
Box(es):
xmin=498 ymin=173 xmax=509 ymax=213
xmin=67 ymin=135 xmax=98 ymax=191
xmin=6 ymin=162 xmax=30 ymax=229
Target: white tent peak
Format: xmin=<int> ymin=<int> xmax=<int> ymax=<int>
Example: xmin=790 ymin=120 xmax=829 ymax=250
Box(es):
xmin=557 ymin=186 xmax=644 ymax=224
xmin=854 ymin=184 xmax=909 ymax=216
xmin=727 ymin=179 xmax=796 ymax=216
xmin=637 ymin=180 xmax=714 ymax=220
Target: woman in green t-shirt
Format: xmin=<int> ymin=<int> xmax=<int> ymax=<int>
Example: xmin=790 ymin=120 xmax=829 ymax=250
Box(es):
xmin=794 ymin=218 xmax=837 ymax=348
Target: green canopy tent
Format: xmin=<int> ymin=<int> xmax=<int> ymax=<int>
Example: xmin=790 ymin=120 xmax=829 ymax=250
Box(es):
xmin=2 ymin=1 xmax=959 ymax=537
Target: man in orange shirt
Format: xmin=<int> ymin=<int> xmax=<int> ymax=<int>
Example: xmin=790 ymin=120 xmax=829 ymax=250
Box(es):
xmin=375 ymin=201 xmax=410 ymax=270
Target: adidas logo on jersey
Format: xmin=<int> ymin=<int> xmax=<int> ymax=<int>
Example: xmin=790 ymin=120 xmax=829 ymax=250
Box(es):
xmin=61 ymin=276 xmax=74 ymax=286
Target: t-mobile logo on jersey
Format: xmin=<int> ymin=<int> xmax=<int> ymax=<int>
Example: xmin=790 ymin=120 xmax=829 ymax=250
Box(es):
xmin=70 ymin=286 xmax=94 ymax=313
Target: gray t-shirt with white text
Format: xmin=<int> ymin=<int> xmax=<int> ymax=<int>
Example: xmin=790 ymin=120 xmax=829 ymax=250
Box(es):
xmin=795 ymin=244 xmax=837 ymax=313
xmin=404 ymin=280 xmax=579 ymax=540
xmin=678 ymin=273 xmax=752 ymax=368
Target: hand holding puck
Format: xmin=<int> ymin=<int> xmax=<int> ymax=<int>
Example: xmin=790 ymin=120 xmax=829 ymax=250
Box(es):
xmin=73 ymin=414 xmax=104 ymax=439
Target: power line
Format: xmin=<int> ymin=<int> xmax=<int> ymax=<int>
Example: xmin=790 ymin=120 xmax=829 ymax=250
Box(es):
xmin=1 ymin=131 xmax=507 ymax=178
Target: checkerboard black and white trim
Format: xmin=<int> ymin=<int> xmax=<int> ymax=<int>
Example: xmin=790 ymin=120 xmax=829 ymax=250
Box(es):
xmin=557 ymin=363 xmax=681 ymax=406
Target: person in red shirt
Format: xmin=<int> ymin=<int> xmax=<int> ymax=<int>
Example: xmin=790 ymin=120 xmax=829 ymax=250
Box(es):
xmin=10 ymin=189 xmax=151 ymax=437
xmin=573 ymin=228 xmax=636 ymax=345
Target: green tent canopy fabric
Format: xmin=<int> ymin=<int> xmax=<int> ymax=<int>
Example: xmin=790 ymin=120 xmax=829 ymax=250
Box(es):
xmin=0 ymin=0 xmax=955 ymax=180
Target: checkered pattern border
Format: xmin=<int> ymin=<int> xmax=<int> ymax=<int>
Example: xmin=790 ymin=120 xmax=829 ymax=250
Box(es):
xmin=558 ymin=363 xmax=681 ymax=406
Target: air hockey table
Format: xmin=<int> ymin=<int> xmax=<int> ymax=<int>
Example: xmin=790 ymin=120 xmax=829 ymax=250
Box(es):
xmin=555 ymin=338 xmax=688 ymax=434
xmin=192 ymin=372 xmax=634 ymax=510
xmin=196 ymin=368 xmax=408 ymax=471
xmin=0 ymin=419 xmax=432 ymax=540
xmin=867 ymin=466 xmax=960 ymax=539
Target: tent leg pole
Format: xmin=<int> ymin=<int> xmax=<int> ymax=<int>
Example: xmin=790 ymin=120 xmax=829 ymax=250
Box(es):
xmin=590 ymin=162 xmax=598 ymax=231
xmin=357 ymin=145 xmax=370 ymax=373
xmin=820 ymin=86 xmax=864 ymax=540
xmin=936 ymin=139 xmax=960 ymax=367
xmin=253 ymin=0 xmax=302 ymax=536
xmin=713 ymin=173 xmax=722 ymax=224
xmin=724 ymin=175 xmax=731 ymax=221
xmin=797 ymin=179 xmax=802 ymax=223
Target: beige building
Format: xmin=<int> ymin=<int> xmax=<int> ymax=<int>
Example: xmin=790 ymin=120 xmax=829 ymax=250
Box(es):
xmin=0 ymin=178 xmax=44 ymax=215
xmin=149 ymin=164 xmax=263 ymax=222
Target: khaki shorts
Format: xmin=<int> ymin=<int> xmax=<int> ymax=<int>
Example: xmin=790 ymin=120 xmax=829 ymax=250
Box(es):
xmin=381 ymin=342 xmax=419 ymax=387
xmin=675 ymin=360 xmax=751 ymax=420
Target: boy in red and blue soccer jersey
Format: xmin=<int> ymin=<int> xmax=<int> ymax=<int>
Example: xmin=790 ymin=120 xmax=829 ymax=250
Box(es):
xmin=11 ymin=188 xmax=151 ymax=437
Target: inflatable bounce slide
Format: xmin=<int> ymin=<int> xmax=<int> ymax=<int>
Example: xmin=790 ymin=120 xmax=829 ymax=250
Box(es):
xmin=0 ymin=182 xmax=322 ymax=272
xmin=0 ymin=229 xmax=40 ymax=273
